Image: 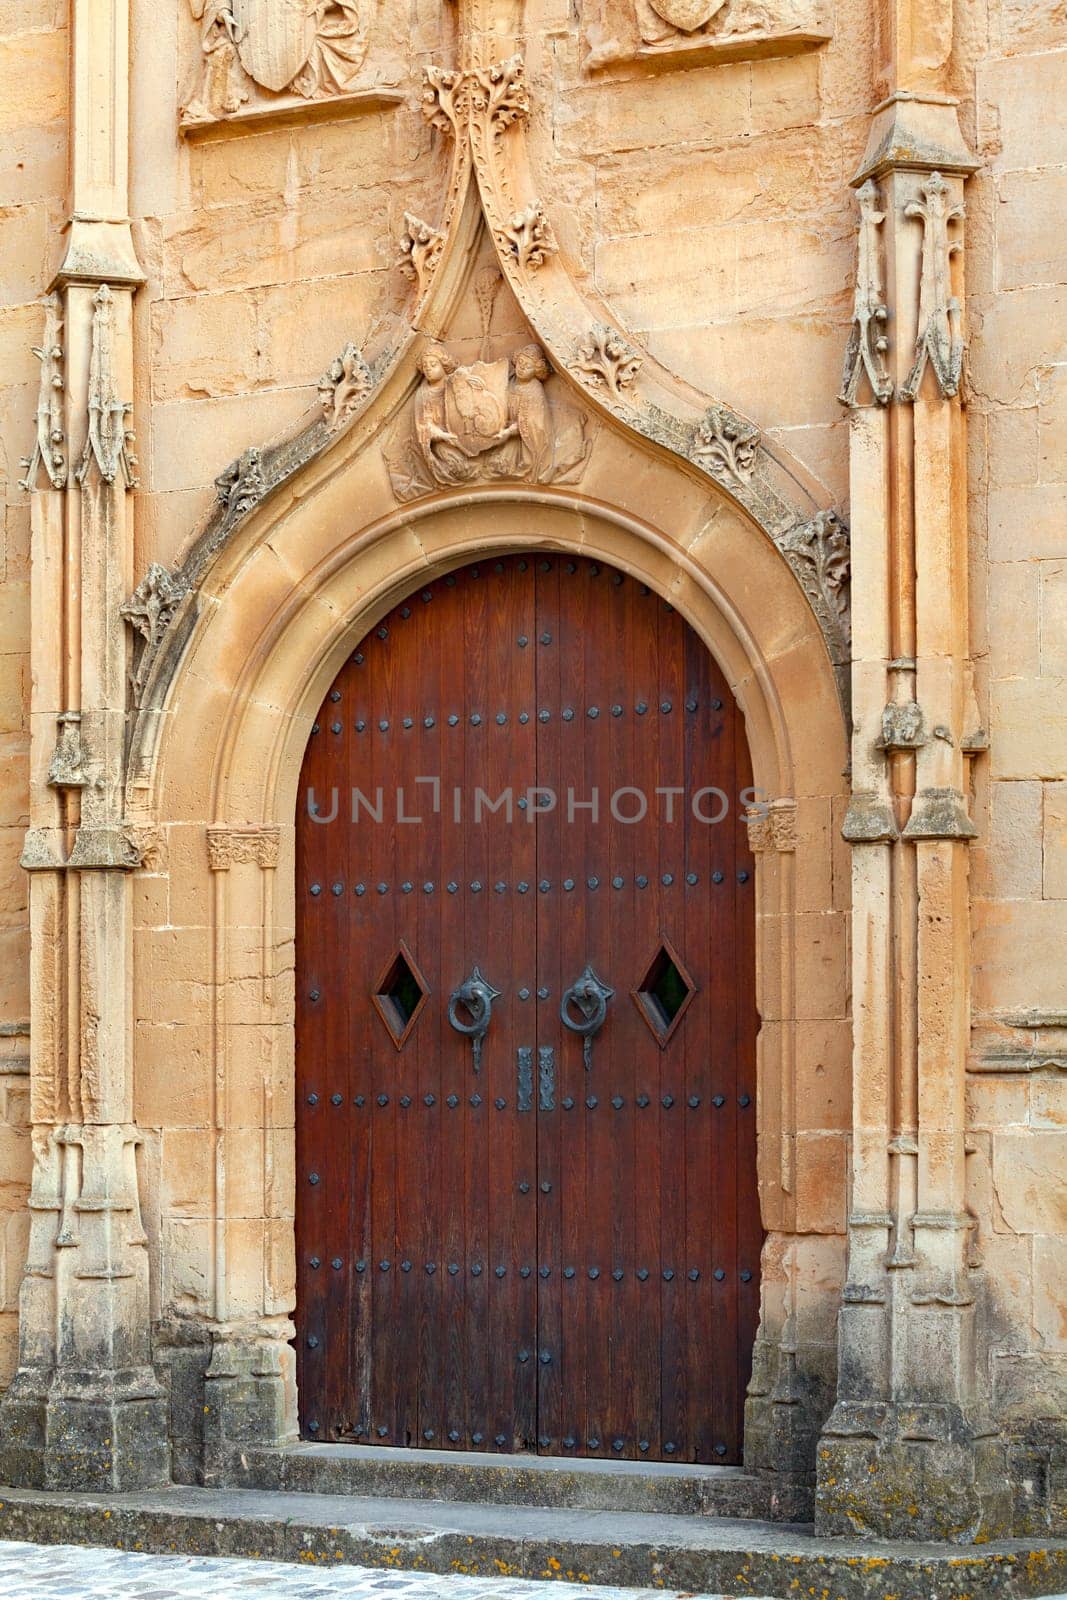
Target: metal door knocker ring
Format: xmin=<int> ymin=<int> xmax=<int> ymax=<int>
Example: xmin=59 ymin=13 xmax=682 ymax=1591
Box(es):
xmin=448 ymin=966 xmax=501 ymax=1072
xmin=561 ymin=964 xmax=614 ymax=1069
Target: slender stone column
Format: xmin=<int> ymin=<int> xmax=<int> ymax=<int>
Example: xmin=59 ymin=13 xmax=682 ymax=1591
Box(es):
xmin=0 ymin=0 xmax=167 ymax=1490
xmin=818 ymin=8 xmax=1010 ymax=1536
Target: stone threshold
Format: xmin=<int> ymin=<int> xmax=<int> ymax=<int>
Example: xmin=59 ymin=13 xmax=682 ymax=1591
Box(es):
xmin=225 ymin=1441 xmax=813 ymax=1521
xmin=0 ymin=1483 xmax=1065 ymax=1600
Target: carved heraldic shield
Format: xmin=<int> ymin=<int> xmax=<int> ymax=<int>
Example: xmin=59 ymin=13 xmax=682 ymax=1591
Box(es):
xmin=648 ymin=0 xmax=727 ymax=28
xmin=444 ymin=360 xmax=511 ymax=457
xmin=233 ymin=0 xmax=315 ymax=91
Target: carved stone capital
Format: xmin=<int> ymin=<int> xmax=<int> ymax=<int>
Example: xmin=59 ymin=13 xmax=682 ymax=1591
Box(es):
xmin=746 ymin=799 xmax=797 ymax=853
xmin=207 ymin=826 xmax=282 ymax=871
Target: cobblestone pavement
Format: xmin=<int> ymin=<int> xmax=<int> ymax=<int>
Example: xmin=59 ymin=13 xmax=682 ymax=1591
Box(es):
xmin=0 ymin=1542 xmax=760 ymax=1600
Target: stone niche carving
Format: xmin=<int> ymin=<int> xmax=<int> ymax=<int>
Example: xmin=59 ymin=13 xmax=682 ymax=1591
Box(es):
xmin=584 ymin=0 xmax=832 ymax=69
xmin=384 ymin=340 xmax=591 ymax=503
xmin=181 ymin=0 xmax=384 ymax=126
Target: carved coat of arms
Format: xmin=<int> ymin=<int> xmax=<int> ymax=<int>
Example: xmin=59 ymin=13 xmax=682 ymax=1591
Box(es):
xmin=183 ymin=0 xmax=368 ymax=122
xmin=385 ymin=342 xmax=591 ymax=503
xmin=645 ymin=0 xmax=727 ymax=28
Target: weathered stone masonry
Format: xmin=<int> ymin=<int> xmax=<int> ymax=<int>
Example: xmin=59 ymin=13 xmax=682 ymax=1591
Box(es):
xmin=0 ymin=0 xmax=1063 ymax=1546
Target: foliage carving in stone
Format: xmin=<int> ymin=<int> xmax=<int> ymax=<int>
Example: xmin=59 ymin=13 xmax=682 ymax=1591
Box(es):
xmin=215 ymin=445 xmax=265 ymax=518
xmin=901 ymin=172 xmax=964 ymax=403
xmin=398 ymin=212 xmax=446 ymax=298
xmin=317 ymin=341 xmax=374 ymax=430
xmin=776 ymin=510 xmax=851 ymax=653
xmin=207 ymin=826 xmax=281 ymax=870
xmin=181 ymin=0 xmax=369 ymax=124
xmin=385 ymin=340 xmax=590 ymax=502
xmin=19 ymin=293 xmax=66 ymax=492
xmin=121 ymin=563 xmax=190 ymax=701
xmin=468 ymin=54 xmax=529 ymax=145
xmin=570 ymin=324 xmax=642 ymax=402
xmin=499 ymin=201 xmax=558 ymax=274
xmin=75 ymin=286 xmax=138 ymax=489
xmin=690 ymin=402 xmax=760 ymax=484
xmin=421 ymin=63 xmax=465 ymax=137
xmin=840 ymin=180 xmax=892 ymax=407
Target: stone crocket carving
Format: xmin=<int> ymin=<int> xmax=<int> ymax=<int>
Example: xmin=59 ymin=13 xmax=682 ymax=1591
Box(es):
xmin=182 ymin=0 xmax=369 ymax=123
xmin=385 ymin=341 xmax=590 ymax=502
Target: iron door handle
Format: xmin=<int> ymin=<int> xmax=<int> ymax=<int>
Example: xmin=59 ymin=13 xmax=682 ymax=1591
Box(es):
xmin=560 ymin=964 xmax=614 ymax=1068
xmin=448 ymin=965 xmax=501 ymax=1072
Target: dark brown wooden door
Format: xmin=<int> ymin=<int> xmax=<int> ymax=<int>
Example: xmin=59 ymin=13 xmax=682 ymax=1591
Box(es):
xmin=295 ymin=553 xmax=761 ymax=1463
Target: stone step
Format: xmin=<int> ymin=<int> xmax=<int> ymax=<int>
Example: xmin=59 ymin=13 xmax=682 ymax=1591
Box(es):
xmin=233 ymin=1441 xmax=812 ymax=1521
xmin=0 ymin=1483 xmax=1064 ymax=1600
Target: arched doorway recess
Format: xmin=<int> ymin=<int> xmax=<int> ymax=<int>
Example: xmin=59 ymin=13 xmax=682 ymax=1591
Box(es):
xmin=294 ymin=550 xmax=762 ymax=1463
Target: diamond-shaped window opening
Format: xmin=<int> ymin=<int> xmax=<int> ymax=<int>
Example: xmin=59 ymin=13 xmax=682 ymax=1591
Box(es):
xmin=372 ymin=942 xmax=430 ymax=1050
xmin=632 ymin=938 xmax=697 ymax=1047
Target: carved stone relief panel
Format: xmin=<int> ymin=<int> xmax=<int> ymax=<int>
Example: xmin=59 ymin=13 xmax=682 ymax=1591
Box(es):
xmin=384 ymin=337 xmax=591 ymax=503
xmin=583 ymin=0 xmax=831 ymax=70
xmin=179 ymin=0 xmax=444 ymax=132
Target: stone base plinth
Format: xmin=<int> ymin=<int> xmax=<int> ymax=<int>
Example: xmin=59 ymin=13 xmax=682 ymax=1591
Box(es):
xmin=0 ymin=1368 xmax=170 ymax=1492
xmin=817 ymin=1401 xmax=1013 ymax=1543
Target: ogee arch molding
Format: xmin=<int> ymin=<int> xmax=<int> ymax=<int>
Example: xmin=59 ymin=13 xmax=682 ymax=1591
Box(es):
xmin=136 ymin=454 xmax=850 ymax=1485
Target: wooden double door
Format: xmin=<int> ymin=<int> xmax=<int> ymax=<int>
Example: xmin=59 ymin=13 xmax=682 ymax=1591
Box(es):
xmin=295 ymin=552 xmax=761 ymax=1463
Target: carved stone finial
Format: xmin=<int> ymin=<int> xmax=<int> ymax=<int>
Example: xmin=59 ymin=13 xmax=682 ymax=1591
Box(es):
xmin=19 ymin=293 xmax=66 ymax=492
xmin=397 ymin=211 xmax=445 ymax=298
xmin=120 ymin=563 xmax=189 ymax=702
xmin=214 ymin=445 xmax=264 ymax=518
xmin=570 ymin=324 xmax=643 ymax=401
xmin=840 ymin=180 xmax=892 ymax=407
xmin=776 ymin=509 xmax=851 ymax=655
xmin=690 ymin=403 xmax=760 ymax=485
xmin=384 ymin=338 xmax=590 ymax=503
xmin=468 ymin=54 xmax=529 ymax=143
xmin=901 ymin=171 xmax=965 ymax=403
xmin=317 ymin=342 xmax=374 ymax=430
xmin=421 ymin=63 xmax=465 ymax=137
xmin=499 ymin=200 xmax=558 ymax=274
xmin=75 ymin=285 xmax=139 ymax=489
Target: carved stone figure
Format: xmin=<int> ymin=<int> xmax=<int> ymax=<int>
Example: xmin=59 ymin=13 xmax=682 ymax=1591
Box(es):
xmin=182 ymin=0 xmax=368 ymax=123
xmin=385 ymin=341 xmax=590 ymax=502
xmin=585 ymin=0 xmax=832 ymax=67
